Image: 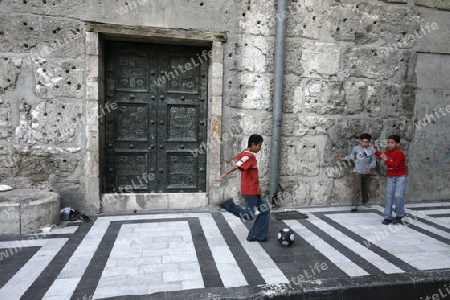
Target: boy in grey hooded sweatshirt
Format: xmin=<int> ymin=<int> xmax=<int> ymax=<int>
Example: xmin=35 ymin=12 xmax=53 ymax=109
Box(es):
xmin=336 ymin=133 xmax=376 ymax=212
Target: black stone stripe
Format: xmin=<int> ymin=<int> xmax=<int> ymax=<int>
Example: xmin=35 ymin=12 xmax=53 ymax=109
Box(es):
xmin=272 ymin=218 xmax=350 ymax=282
xmin=428 ymin=214 xmax=450 ymax=218
xmin=71 ymin=217 xmax=223 ymax=300
xmin=294 ymin=217 xmax=385 ymax=276
xmin=242 ymin=214 xmax=349 ymax=282
xmin=0 ymin=246 xmax=40 ymax=289
xmin=408 ymin=214 xmax=450 ymax=235
xmin=21 ymin=221 xmax=94 ymax=300
xmin=315 ymin=211 xmax=418 ymax=273
xmin=406 ymin=222 xmax=450 ymax=246
xmin=212 ymin=212 xmax=265 ymax=286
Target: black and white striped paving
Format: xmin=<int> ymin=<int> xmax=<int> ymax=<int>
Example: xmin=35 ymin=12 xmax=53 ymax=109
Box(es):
xmin=1 ymin=202 xmax=450 ymax=299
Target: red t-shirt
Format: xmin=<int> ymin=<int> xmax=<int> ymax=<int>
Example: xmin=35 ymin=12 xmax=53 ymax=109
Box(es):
xmin=236 ymin=150 xmax=261 ymax=195
xmin=375 ymin=148 xmax=407 ymax=176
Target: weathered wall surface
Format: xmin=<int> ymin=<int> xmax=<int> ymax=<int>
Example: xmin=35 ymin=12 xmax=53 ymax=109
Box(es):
xmin=0 ymin=0 xmax=449 ymax=210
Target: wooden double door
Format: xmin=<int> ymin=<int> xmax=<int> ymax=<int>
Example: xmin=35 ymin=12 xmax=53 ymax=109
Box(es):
xmin=104 ymin=41 xmax=208 ymax=193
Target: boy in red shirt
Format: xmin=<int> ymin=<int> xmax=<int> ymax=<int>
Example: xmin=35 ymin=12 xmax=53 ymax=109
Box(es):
xmin=219 ymin=134 xmax=270 ymax=242
xmin=372 ymin=135 xmax=408 ymax=225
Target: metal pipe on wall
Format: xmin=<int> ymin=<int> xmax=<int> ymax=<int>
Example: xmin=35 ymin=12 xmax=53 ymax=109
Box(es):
xmin=269 ymin=0 xmax=287 ymax=207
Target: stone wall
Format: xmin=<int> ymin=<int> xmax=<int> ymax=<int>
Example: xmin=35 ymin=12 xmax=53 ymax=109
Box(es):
xmin=0 ymin=0 xmax=448 ymax=210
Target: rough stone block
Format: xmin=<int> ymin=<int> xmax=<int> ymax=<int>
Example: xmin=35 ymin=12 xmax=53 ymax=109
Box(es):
xmin=0 ymin=189 xmax=60 ymax=234
xmin=34 ymin=58 xmax=84 ymax=99
xmin=280 ymin=139 xmax=321 ymax=177
xmin=0 ymin=57 xmax=24 ymax=93
xmin=2 ymin=0 xmax=86 ymax=17
xmin=0 ymin=13 xmax=39 ymax=53
xmin=240 ymin=1 xmax=275 ymax=36
xmin=366 ymin=82 xmax=415 ymax=119
xmin=343 ymin=47 xmax=399 ymax=80
xmin=15 ymin=98 xmax=83 ymax=144
xmin=294 ymin=79 xmax=345 ymax=115
xmin=240 ymin=73 xmax=271 ymax=110
xmin=38 ymin=17 xmax=84 ymax=58
xmin=301 ymin=42 xmax=340 ymax=78
xmin=288 ymin=2 xmax=321 ymax=39
xmin=0 ymin=202 xmax=20 ymax=234
xmin=0 ymin=96 xmax=12 ymax=139
xmin=332 ymin=177 xmax=353 ymax=204
xmin=241 ymin=35 xmax=269 ymax=73
xmin=86 ymin=32 xmax=99 ymax=56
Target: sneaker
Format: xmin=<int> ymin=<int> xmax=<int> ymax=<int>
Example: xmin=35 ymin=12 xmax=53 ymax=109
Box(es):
xmin=382 ymin=219 xmax=392 ymax=225
xmin=218 ymin=198 xmax=233 ymax=210
xmin=246 ymin=236 xmax=267 ymax=242
xmin=350 ymin=208 xmax=358 ymax=212
xmin=363 ymin=203 xmax=371 ymax=208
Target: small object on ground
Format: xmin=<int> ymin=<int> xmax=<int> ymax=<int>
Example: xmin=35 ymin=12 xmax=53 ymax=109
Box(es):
xmin=278 ymin=227 xmax=295 ymax=246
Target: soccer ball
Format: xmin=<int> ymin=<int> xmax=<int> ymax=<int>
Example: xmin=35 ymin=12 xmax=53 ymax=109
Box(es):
xmin=278 ymin=228 xmax=295 ymax=247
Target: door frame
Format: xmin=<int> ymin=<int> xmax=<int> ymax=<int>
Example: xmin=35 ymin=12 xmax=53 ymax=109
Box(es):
xmin=84 ymin=23 xmax=227 ymax=212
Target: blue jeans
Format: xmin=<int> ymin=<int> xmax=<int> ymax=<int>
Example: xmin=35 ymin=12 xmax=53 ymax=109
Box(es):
xmin=223 ymin=195 xmax=270 ymax=240
xmin=384 ymin=175 xmax=407 ymax=220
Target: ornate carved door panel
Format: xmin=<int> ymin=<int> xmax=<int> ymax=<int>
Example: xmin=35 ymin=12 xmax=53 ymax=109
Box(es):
xmin=104 ymin=42 xmax=208 ymax=193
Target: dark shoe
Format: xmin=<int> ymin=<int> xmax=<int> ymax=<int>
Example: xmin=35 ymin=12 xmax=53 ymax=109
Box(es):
xmin=382 ymin=219 xmax=392 ymax=225
xmin=350 ymin=205 xmax=358 ymax=212
xmin=392 ymin=217 xmax=404 ymax=225
xmin=78 ymin=214 xmax=91 ymax=222
xmin=246 ymin=236 xmax=267 ymax=242
xmin=218 ymin=198 xmax=233 ymax=210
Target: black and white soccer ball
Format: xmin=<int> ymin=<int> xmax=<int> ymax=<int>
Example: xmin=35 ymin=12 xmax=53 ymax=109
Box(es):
xmin=278 ymin=228 xmax=295 ymax=247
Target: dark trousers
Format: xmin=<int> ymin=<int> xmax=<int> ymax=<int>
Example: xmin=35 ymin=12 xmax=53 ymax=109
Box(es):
xmin=352 ymin=173 xmax=370 ymax=206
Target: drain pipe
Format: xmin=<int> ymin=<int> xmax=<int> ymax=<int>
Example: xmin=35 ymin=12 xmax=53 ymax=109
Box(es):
xmin=269 ymin=0 xmax=287 ymax=209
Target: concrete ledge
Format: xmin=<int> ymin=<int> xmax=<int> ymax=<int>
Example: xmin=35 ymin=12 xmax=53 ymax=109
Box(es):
xmin=101 ymin=193 xmax=208 ymax=213
xmin=0 ymin=189 xmax=60 ymax=234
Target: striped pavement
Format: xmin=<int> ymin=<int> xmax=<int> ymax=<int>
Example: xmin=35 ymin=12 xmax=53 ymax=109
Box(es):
xmin=0 ymin=201 xmax=450 ymax=299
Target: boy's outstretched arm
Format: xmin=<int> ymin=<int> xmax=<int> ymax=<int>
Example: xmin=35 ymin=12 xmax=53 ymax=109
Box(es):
xmin=220 ymin=165 xmax=239 ymax=180
xmin=225 ymin=154 xmax=238 ymax=164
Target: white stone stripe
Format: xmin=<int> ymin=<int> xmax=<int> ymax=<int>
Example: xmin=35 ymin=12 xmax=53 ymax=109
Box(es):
xmin=292 ymin=206 xmax=353 ymax=213
xmin=43 ymin=221 xmax=108 ymax=299
xmin=283 ymin=220 xmax=369 ymax=277
xmin=405 ymin=202 xmax=450 ymax=208
xmin=327 ymin=213 xmax=450 ymax=270
xmin=372 ymin=206 xmax=450 ymax=240
xmin=309 ymin=215 xmax=404 ymax=274
xmin=0 ymin=238 xmax=68 ymax=300
xmin=222 ymin=213 xmax=289 ymax=284
xmin=440 ymin=217 xmax=450 ymax=224
xmin=199 ymin=214 xmax=248 ymax=287
xmin=43 ymin=213 xmax=216 ymax=300
xmin=419 ymin=209 xmax=450 ymax=215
